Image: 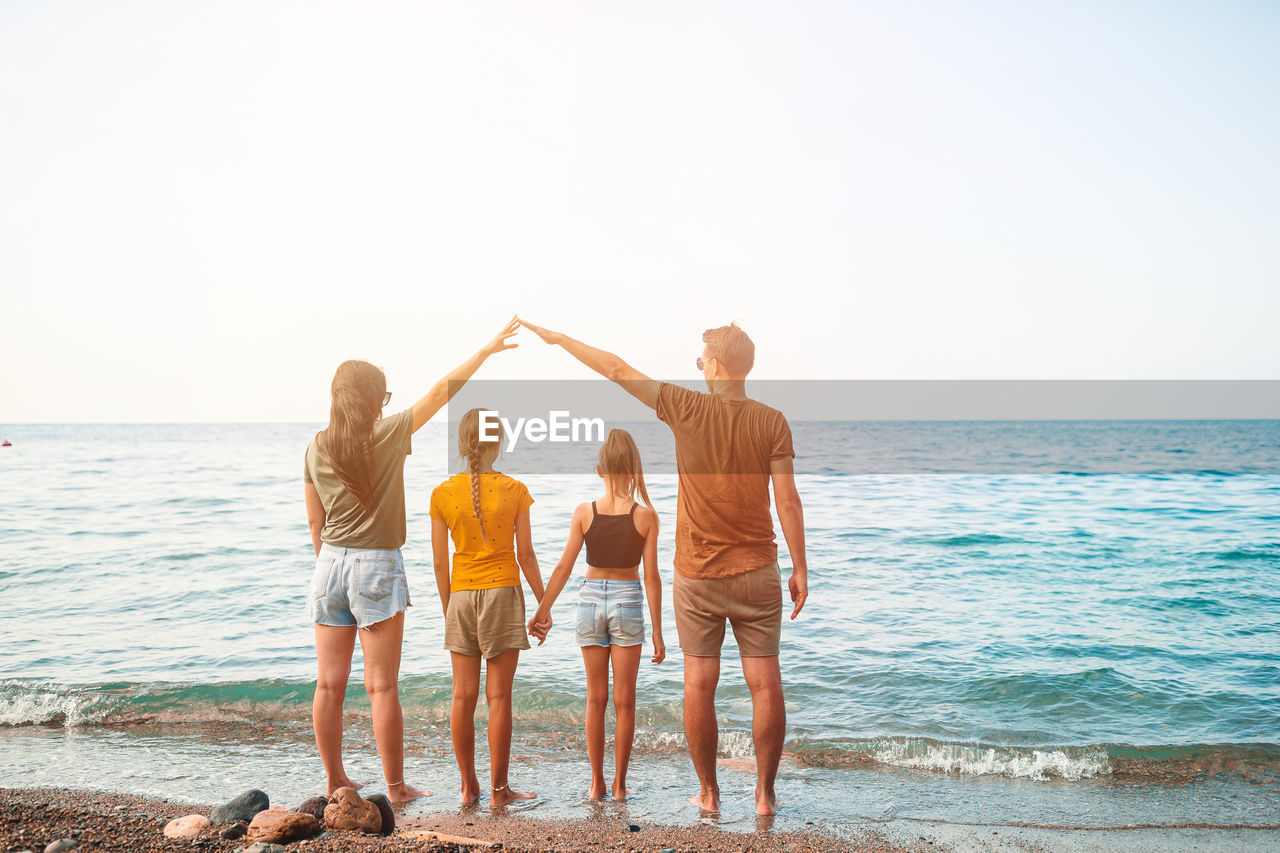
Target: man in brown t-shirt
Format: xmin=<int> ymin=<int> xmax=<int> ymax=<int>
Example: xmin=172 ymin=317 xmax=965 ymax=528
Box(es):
xmin=519 ymin=318 xmax=808 ymax=817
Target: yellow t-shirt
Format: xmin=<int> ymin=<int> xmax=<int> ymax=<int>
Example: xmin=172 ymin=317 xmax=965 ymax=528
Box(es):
xmin=430 ymin=471 xmax=534 ymax=592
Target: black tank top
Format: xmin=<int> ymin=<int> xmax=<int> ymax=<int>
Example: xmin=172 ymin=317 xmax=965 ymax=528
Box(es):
xmin=583 ymin=500 xmax=646 ymax=568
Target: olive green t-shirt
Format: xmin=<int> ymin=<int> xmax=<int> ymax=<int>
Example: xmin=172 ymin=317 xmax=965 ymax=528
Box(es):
xmin=304 ymin=409 xmax=414 ymax=549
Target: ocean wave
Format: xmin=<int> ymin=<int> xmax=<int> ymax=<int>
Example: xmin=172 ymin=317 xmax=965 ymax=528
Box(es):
xmin=0 ymin=682 xmax=116 ymax=727
xmin=0 ymin=679 xmax=318 ymax=727
xmin=5 ymin=681 xmax=1277 ymax=785
xmin=794 ymin=738 xmax=1280 ymax=784
xmin=867 ymin=738 xmax=1110 ymax=780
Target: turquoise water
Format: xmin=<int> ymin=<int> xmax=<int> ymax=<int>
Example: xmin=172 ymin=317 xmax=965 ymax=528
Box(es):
xmin=1 ymin=421 xmax=1278 ymax=831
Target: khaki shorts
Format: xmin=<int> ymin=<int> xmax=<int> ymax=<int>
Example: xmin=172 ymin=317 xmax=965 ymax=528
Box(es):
xmin=444 ymin=585 xmax=531 ymax=659
xmin=673 ymin=562 xmax=783 ymax=658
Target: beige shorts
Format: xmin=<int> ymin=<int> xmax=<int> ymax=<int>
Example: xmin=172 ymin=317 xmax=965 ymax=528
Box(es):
xmin=444 ymin=585 xmax=532 ymax=659
xmin=673 ymin=561 xmax=783 ymax=658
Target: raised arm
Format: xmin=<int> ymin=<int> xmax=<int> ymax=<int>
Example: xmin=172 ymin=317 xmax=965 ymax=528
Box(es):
xmin=514 ymin=510 xmax=546 ymax=605
xmin=516 ymin=318 xmax=661 ymax=410
xmin=527 ymin=503 xmax=589 ymax=644
xmin=638 ymin=506 xmax=665 ymax=664
xmin=770 ymin=456 xmax=808 ymax=619
xmin=305 ymin=483 xmax=325 ymax=556
xmin=431 ymin=516 xmax=452 ymax=617
xmin=411 ymin=316 xmax=520 ymax=432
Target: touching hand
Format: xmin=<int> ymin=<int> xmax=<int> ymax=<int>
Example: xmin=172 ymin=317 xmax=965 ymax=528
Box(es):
xmin=651 ymin=635 xmax=666 ymax=664
xmin=789 ymin=568 xmax=808 ymax=619
xmin=515 ymin=317 xmax=562 ymax=345
xmin=485 ymin=315 xmax=521 ymax=356
xmin=527 ymin=613 xmax=552 ymax=645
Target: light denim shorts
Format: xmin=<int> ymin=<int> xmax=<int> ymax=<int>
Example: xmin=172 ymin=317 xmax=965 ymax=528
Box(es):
xmin=307 ymin=543 xmax=410 ymax=629
xmin=575 ymin=578 xmax=645 ymax=648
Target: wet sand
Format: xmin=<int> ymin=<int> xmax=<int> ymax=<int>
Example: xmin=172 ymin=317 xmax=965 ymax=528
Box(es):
xmin=7 ymin=787 xmax=1278 ymax=852
xmin=0 ymin=788 xmax=911 ymax=852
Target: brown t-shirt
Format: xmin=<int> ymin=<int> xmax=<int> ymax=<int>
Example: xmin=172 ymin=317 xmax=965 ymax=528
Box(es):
xmin=656 ymin=383 xmax=795 ymax=579
xmin=304 ymin=409 xmax=414 ymax=549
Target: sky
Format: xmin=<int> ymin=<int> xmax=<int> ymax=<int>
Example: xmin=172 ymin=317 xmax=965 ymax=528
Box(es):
xmin=2 ymin=1 xmax=1277 ymax=422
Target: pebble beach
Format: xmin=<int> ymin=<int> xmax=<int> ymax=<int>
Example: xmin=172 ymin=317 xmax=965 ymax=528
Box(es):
xmin=0 ymin=788 xmax=912 ymax=853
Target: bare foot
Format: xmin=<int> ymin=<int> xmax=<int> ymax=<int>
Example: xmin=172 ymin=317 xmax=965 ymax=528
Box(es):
xmin=587 ymin=780 xmax=607 ymax=801
xmin=611 ymin=779 xmax=630 ymax=801
xmin=387 ymin=782 xmax=430 ymax=803
xmin=755 ymin=787 xmax=778 ymax=816
xmin=327 ymin=777 xmax=365 ymax=795
xmin=491 ymin=784 xmax=537 ymax=807
xmin=689 ymin=787 xmax=720 ymax=813
xmin=460 ymin=782 xmax=482 ymax=806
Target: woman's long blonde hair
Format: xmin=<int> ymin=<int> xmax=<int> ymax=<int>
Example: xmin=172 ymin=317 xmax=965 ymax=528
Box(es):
xmin=457 ymin=408 xmax=502 ymax=540
xmin=316 ymin=360 xmax=386 ymax=517
xmin=597 ymin=429 xmax=651 ymax=508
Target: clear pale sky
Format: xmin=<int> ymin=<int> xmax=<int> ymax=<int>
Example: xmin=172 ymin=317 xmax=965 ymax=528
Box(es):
xmin=2 ymin=1 xmax=1277 ymax=422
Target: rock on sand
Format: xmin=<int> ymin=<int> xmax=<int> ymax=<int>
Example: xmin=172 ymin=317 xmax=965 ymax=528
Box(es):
xmin=245 ymin=810 xmax=322 ymax=845
xmin=209 ymin=789 xmax=269 ymax=824
xmin=162 ymin=814 xmax=210 ymax=838
xmin=364 ymin=793 xmax=395 ymax=836
xmin=323 ymin=787 xmax=381 ymax=834
xmin=292 ymin=796 xmax=328 ymax=822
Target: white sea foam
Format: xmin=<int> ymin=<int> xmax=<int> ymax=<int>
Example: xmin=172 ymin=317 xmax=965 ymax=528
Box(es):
xmin=0 ymin=681 xmax=112 ymax=727
xmin=870 ymin=738 xmax=1111 ymax=780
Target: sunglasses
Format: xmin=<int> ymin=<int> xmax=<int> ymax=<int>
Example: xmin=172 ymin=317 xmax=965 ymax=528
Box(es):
xmin=382 ymin=391 xmax=392 ymax=407
xmin=696 ymin=356 xmax=717 ymax=371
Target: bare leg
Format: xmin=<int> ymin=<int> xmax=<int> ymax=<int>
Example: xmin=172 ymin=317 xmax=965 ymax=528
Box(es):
xmin=581 ymin=646 xmax=611 ymax=800
xmin=683 ymin=653 xmax=721 ymax=812
xmin=485 ymin=649 xmax=536 ymax=806
xmin=449 ymin=652 xmax=483 ymax=805
xmin=358 ymin=612 xmax=428 ymax=802
xmin=313 ymin=624 xmax=363 ymax=794
xmin=609 ymin=644 xmax=642 ymax=800
xmin=740 ymin=654 xmax=785 ymax=816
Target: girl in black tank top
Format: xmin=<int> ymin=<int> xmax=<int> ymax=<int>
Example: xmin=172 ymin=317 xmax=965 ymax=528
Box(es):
xmin=584 ymin=499 xmax=647 ymax=569
xmin=527 ymin=429 xmax=666 ymax=800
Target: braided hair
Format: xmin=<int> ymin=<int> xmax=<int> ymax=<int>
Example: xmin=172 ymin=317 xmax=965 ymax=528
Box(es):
xmin=456 ymin=408 xmax=502 ymax=541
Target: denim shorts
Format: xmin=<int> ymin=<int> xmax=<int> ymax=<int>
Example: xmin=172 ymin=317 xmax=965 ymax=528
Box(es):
xmin=575 ymin=578 xmax=645 ymax=648
xmin=307 ymin=543 xmax=411 ymax=629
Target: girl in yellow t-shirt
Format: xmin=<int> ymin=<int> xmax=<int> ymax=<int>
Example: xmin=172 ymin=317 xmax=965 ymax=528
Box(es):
xmin=430 ymin=407 xmax=546 ymax=807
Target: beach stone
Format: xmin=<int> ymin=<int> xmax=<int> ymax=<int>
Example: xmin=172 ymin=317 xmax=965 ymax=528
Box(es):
xmin=209 ymin=788 xmax=269 ymax=824
xmin=246 ymin=810 xmax=322 ymax=845
xmin=292 ymin=796 xmax=328 ymax=822
xmin=364 ymin=793 xmax=394 ymax=835
xmin=163 ymin=814 xmax=211 ymax=838
xmin=44 ymin=842 xmax=78 ymax=853
xmin=219 ymin=822 xmax=247 ymax=840
xmin=322 ymin=787 xmax=380 ymax=834
xmin=244 ymin=845 xmax=285 ymax=853
xmin=627 ymin=823 xmax=641 ymax=832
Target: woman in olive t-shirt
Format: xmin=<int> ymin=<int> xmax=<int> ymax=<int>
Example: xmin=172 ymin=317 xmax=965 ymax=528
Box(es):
xmin=302 ymin=318 xmax=519 ymax=803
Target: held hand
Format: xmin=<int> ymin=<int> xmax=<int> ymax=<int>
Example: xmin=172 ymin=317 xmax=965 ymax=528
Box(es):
xmin=484 ymin=315 xmax=521 ymax=357
xmin=515 ymin=317 xmax=562 ymax=346
xmin=789 ymin=568 xmax=808 ymax=620
xmin=527 ymin=613 xmax=552 ymax=645
xmin=651 ymin=634 xmax=666 ymax=664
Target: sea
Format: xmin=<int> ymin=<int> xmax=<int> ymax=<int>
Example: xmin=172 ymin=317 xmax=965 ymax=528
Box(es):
xmin=1 ymin=420 xmax=1278 ymax=838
